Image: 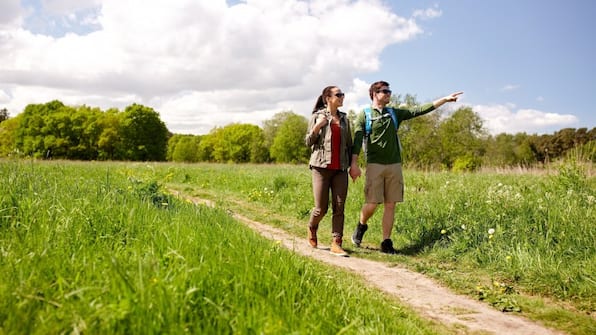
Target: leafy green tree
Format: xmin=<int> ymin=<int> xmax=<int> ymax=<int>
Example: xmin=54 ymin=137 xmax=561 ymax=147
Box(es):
xmin=270 ymin=113 xmax=309 ymax=163
xmin=528 ymin=134 xmax=551 ymax=163
xmin=513 ymin=133 xmax=536 ymax=165
xmin=551 ymin=128 xmax=578 ymax=158
xmin=119 ymin=104 xmax=169 ymax=161
xmin=573 ymin=128 xmax=590 ymax=146
xmin=392 ymin=94 xmax=443 ymax=169
xmin=97 ymin=109 xmax=123 ymax=160
xmin=484 ymin=133 xmax=516 ymax=166
xmin=437 ymin=107 xmax=486 ymax=170
xmin=197 ymin=131 xmax=217 ymax=162
xmin=400 ymin=111 xmax=442 ymax=169
xmin=16 ymin=100 xmax=66 ymax=158
xmin=16 ymin=103 xmax=104 ymax=160
xmin=585 ymin=127 xmax=596 ymax=142
xmin=528 ymin=128 xmax=596 ymax=164
xmin=167 ymin=134 xmax=183 ymax=161
xmin=0 ymin=108 xmax=8 ymax=123
xmin=12 ymin=101 xmax=101 ymax=159
xmin=208 ymin=123 xmax=266 ymax=163
xmin=0 ymin=115 xmax=20 ymax=156
xmin=248 ymin=131 xmax=269 ymax=163
xmin=170 ymin=134 xmax=201 ymax=162
xmin=262 ymin=110 xmax=297 ymax=162
xmin=391 ymin=93 xmax=418 ymax=108
xmin=68 ymin=106 xmax=104 ymax=160
xmin=42 ymin=107 xmax=73 ymax=158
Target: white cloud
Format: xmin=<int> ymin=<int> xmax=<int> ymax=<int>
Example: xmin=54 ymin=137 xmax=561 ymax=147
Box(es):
xmin=0 ymin=88 xmax=10 ymax=103
xmin=0 ymin=0 xmax=22 ymax=28
xmin=501 ymin=84 xmax=519 ymax=91
xmin=342 ymin=78 xmax=374 ymax=112
xmin=0 ymin=0 xmax=434 ymax=134
xmin=473 ymin=104 xmax=578 ymax=135
xmin=41 ymin=0 xmax=102 ymax=15
xmin=413 ymin=5 xmax=442 ymax=19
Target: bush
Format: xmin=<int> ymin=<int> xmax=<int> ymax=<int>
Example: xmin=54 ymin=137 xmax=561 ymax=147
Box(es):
xmin=452 ymin=154 xmax=481 ymax=172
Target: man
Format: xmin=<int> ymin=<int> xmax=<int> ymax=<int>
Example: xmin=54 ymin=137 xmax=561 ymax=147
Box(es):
xmin=349 ymin=81 xmax=463 ymax=254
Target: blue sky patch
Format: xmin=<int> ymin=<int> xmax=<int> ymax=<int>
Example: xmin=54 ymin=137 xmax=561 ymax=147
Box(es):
xmin=21 ymin=0 xmax=101 ymax=37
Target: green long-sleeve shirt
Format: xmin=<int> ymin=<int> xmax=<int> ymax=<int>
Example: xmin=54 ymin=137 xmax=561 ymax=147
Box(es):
xmin=352 ymin=103 xmax=436 ymax=164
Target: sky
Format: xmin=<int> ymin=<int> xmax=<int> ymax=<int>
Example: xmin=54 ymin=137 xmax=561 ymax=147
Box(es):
xmin=1 ymin=0 xmax=595 ymax=135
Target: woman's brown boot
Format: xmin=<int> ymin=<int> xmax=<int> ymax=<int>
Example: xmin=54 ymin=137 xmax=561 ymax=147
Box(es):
xmin=308 ymin=225 xmax=318 ymax=248
xmin=330 ymin=236 xmax=348 ymax=257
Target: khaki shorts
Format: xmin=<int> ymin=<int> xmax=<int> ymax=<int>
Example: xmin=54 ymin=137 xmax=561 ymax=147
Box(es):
xmin=364 ymin=163 xmax=404 ymax=204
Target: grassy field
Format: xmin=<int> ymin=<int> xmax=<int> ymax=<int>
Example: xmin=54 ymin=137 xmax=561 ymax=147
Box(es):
xmin=1 ymin=159 xmax=452 ymax=334
xmin=164 ymin=161 xmax=596 ymax=334
xmin=1 ymin=159 xmax=595 ymax=334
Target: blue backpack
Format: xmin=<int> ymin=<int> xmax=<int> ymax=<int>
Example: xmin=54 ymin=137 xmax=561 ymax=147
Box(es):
xmin=363 ymin=106 xmax=401 ymax=153
xmin=364 ymin=106 xmax=398 ymax=135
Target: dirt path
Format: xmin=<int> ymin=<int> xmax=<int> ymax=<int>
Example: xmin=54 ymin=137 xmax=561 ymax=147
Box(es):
xmin=180 ymin=193 xmax=565 ymax=335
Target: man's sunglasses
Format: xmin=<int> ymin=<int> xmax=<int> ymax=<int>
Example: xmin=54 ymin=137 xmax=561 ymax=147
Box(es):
xmin=334 ymin=93 xmax=345 ymax=98
xmin=377 ymin=89 xmax=392 ymax=94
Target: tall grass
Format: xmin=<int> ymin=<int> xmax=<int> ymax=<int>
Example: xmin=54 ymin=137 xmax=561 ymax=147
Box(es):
xmin=161 ymin=161 xmax=595 ymax=316
xmin=398 ymin=165 xmax=595 ymax=309
xmin=0 ymin=160 xmax=448 ymax=334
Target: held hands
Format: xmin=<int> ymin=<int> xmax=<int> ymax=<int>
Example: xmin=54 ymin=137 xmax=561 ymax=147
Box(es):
xmin=349 ymin=164 xmax=361 ymax=182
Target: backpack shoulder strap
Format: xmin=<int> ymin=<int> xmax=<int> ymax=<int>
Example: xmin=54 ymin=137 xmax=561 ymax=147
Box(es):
xmin=386 ymin=107 xmax=398 ymax=130
xmin=364 ymin=107 xmax=372 ymax=136
xmin=365 ymin=106 xmax=398 ymax=135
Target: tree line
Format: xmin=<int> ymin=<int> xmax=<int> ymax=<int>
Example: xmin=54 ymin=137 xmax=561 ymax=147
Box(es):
xmin=0 ymin=98 xmax=594 ymax=170
xmin=0 ymin=101 xmax=168 ymax=161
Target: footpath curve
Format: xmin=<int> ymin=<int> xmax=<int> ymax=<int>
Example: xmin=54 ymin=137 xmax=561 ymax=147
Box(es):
xmin=178 ymin=192 xmax=565 ymax=335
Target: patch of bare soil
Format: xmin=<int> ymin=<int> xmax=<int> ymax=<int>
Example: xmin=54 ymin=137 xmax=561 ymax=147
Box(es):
xmin=181 ymin=193 xmax=565 ymax=335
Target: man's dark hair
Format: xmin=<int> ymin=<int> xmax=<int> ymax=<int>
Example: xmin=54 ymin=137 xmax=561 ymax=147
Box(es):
xmin=369 ymin=81 xmax=390 ymax=100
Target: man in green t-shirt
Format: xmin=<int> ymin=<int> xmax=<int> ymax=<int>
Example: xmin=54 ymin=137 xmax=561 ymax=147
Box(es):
xmin=349 ymin=80 xmax=463 ymax=254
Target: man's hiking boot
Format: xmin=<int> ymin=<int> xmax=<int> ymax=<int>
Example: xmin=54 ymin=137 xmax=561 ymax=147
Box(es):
xmin=330 ymin=236 xmax=348 ymax=257
xmin=351 ymin=223 xmax=368 ymax=247
xmin=380 ymin=239 xmax=397 ymax=254
xmin=308 ymin=225 xmax=318 ymax=248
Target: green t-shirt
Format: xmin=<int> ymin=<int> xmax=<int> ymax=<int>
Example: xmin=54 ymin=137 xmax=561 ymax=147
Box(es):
xmin=352 ymin=103 xmax=436 ymax=164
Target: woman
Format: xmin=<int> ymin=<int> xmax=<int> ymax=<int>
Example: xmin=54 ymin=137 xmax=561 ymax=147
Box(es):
xmin=304 ymin=86 xmax=353 ymax=257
